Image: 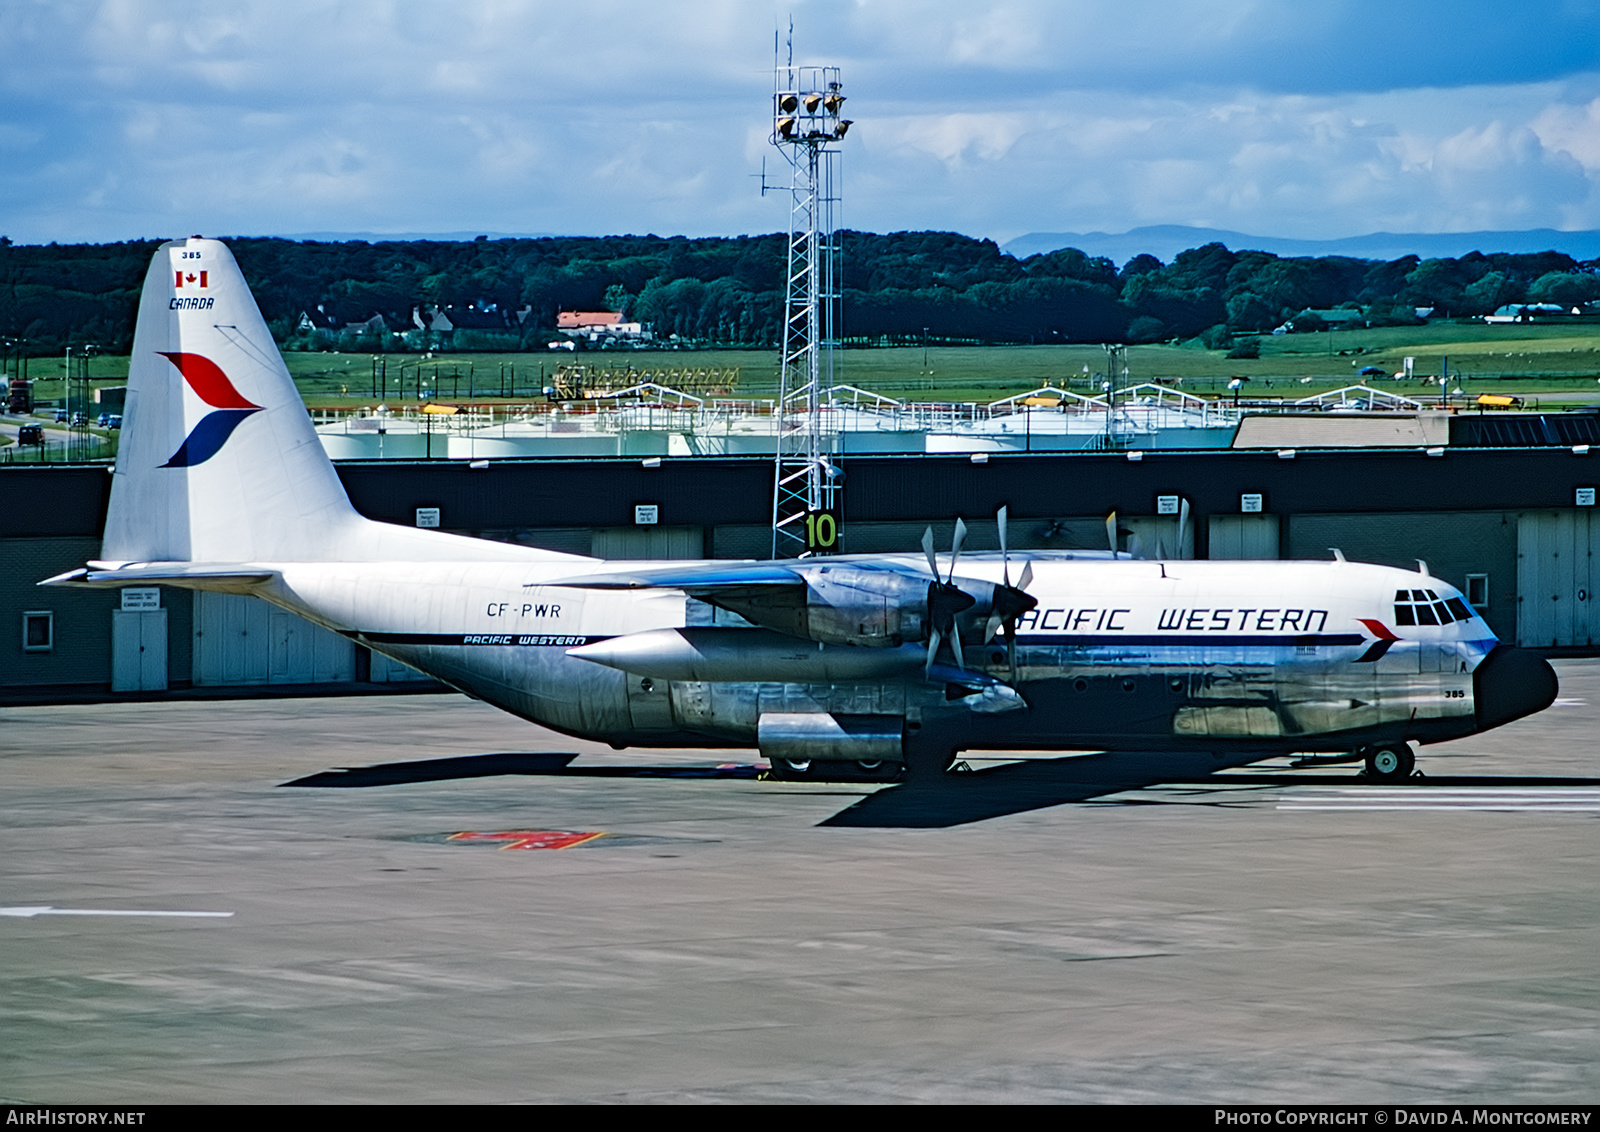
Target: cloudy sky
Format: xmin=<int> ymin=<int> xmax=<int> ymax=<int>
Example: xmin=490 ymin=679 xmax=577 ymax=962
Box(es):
xmin=3 ymin=0 xmax=1600 ymax=246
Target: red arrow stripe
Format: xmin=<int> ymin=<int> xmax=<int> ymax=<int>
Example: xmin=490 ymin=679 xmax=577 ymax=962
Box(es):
xmin=1357 ymin=617 xmax=1399 ymax=641
xmin=158 ymin=352 xmax=261 ymax=410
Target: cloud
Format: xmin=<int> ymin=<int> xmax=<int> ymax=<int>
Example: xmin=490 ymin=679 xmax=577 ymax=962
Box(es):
xmin=870 ymin=112 xmax=1029 ymax=167
xmin=1532 ymin=97 xmax=1600 ymax=171
xmin=1 ymin=1 xmax=1599 ymax=244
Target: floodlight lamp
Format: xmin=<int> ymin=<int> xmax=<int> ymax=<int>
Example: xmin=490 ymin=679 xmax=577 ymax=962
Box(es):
xmin=823 ymin=93 xmax=845 ymax=114
xmin=777 ymin=116 xmax=797 ymax=139
xmin=778 ymin=92 xmax=799 ymax=113
xmin=803 ymin=93 xmax=822 ymax=112
xmin=833 ymin=119 xmax=852 ymax=138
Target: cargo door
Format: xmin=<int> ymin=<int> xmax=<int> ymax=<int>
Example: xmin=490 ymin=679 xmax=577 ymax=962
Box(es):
xmin=625 ymin=673 xmax=677 ymax=730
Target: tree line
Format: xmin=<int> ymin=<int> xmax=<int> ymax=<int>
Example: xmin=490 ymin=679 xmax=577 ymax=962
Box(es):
xmin=2 ymin=230 xmax=1597 ymax=357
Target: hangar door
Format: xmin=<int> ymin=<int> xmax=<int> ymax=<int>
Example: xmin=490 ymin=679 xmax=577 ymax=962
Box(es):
xmin=1517 ymin=510 xmax=1599 ymax=648
xmin=193 ymin=592 xmax=355 ymax=685
xmin=1208 ymin=515 xmax=1280 ymax=559
xmin=591 ymin=526 xmax=704 ymax=559
xmin=111 ymin=609 xmax=168 ymax=692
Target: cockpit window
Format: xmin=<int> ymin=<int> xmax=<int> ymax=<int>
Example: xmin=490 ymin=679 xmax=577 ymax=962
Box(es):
xmin=1395 ymin=588 xmax=1475 ymax=626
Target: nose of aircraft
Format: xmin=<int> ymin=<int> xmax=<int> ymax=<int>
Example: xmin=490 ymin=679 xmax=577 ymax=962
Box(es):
xmin=1474 ymin=646 xmax=1559 ymax=732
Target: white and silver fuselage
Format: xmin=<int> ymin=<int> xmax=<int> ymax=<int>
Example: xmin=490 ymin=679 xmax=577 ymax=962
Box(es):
xmin=246 ymin=554 xmax=1508 ymax=754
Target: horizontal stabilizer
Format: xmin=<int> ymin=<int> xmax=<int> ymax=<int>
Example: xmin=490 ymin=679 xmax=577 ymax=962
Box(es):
xmin=40 ymin=563 xmax=278 ymax=592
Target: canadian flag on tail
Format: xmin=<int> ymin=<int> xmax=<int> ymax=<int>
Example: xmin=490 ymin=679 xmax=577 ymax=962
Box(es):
xmin=175 ymin=270 xmax=208 ymax=289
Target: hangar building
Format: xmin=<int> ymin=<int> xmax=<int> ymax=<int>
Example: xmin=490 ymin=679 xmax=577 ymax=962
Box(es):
xmin=5 ymin=413 xmax=1600 ymax=703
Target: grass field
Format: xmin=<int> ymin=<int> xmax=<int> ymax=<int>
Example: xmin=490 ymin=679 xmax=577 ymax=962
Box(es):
xmin=12 ymin=320 xmax=1600 ymax=412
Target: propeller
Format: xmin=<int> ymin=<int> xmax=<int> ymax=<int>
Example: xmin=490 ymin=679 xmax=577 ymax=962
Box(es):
xmin=1105 ymin=509 xmax=1135 ymax=557
xmin=984 ymin=506 xmax=1038 ymax=681
xmin=922 ymin=511 xmax=1037 ymax=682
xmin=922 ymin=520 xmax=975 ymax=675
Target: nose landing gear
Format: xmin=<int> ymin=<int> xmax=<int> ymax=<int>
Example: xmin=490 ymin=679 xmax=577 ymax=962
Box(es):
xmin=1361 ymin=743 xmax=1416 ymax=782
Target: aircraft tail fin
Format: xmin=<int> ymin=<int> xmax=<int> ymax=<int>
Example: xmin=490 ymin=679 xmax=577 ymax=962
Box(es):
xmin=102 ymin=237 xmax=369 ymax=564
xmin=102 ymin=238 xmax=576 ymax=566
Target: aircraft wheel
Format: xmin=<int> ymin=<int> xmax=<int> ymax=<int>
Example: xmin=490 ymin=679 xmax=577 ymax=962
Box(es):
xmin=1364 ymin=744 xmax=1415 ymax=782
xmin=763 ymin=757 xmax=812 ymax=781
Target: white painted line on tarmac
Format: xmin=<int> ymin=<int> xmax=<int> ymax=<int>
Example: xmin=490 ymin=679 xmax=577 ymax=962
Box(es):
xmin=1289 ymin=789 xmax=1600 ymax=797
xmin=0 ymin=906 xmax=234 ymax=918
xmin=1278 ymin=787 xmax=1600 ymax=812
xmin=1281 ymin=804 xmax=1600 ymax=811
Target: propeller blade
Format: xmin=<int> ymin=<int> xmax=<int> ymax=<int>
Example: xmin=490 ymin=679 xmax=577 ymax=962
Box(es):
xmin=949 ymin=630 xmax=965 ymax=672
xmin=1105 ymin=510 xmax=1118 ymax=555
xmin=1017 ymin=560 xmax=1033 ymax=593
xmin=1006 ymin=620 xmax=1019 ymax=683
xmin=1129 ymin=532 xmax=1144 ymax=560
xmin=925 ymin=628 xmax=941 ymax=677
xmin=921 ymin=525 xmax=939 ymax=579
xmin=997 ymin=505 xmax=1010 ymax=587
xmin=984 ymin=612 xmax=1002 ymax=644
xmin=948 ymin=517 xmax=968 ymax=583
xmin=1179 ymin=497 xmax=1192 ymax=560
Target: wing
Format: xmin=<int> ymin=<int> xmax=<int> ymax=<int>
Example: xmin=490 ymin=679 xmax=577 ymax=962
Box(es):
xmin=541 ymin=561 xmax=806 ymax=592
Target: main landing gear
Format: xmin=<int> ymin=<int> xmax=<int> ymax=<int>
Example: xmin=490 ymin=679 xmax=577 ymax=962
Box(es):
xmin=1361 ymin=743 xmax=1417 ymax=783
xmin=764 ymin=758 xmax=905 ymax=783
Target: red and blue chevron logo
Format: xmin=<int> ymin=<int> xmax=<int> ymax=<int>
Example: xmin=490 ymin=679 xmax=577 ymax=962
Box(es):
xmin=158 ymin=352 xmax=263 ymax=468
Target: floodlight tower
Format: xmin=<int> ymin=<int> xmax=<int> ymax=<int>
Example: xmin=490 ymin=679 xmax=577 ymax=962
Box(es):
xmin=769 ymin=49 xmax=851 ymax=558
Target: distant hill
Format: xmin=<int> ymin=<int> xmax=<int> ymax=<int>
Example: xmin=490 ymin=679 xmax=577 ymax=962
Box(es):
xmin=276 ymin=230 xmax=562 ymax=243
xmin=1002 ymin=226 xmax=1600 ymax=265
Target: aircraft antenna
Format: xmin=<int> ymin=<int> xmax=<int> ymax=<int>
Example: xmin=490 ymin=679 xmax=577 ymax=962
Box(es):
xmin=768 ymin=42 xmax=850 ymax=558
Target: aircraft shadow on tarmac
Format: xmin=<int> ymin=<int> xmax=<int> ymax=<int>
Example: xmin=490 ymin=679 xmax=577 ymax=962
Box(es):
xmin=282 ymin=750 xmax=1600 ymax=829
xmin=823 ymin=751 xmax=1232 ymax=828
xmin=823 ymin=758 xmax=1600 ymax=828
xmin=281 ymin=752 xmax=764 ymax=788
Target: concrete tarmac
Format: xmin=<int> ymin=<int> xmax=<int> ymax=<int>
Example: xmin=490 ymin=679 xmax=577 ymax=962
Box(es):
xmin=3 ymin=662 xmax=1600 ymax=1103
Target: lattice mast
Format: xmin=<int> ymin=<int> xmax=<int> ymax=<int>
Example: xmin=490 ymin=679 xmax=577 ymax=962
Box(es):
xmin=769 ymin=45 xmax=850 ymax=558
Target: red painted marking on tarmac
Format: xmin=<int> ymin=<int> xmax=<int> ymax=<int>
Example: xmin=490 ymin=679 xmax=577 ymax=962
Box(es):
xmin=446 ymin=830 xmax=605 ymax=850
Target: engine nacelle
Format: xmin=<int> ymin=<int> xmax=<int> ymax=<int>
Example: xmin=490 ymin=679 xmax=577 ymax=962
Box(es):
xmin=708 ymin=563 xmax=1009 ymax=649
